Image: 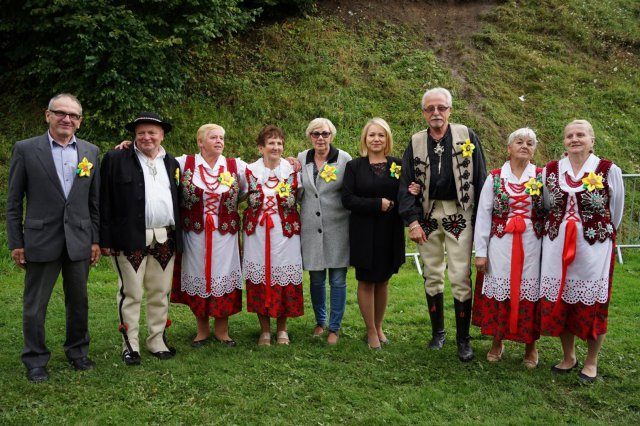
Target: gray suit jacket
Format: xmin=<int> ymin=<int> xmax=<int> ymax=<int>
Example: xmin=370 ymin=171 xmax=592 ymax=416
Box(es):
xmin=6 ymin=132 xmax=100 ymax=262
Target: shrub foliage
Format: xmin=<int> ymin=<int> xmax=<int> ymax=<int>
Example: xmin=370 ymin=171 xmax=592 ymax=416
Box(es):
xmin=0 ymin=0 xmax=264 ymax=132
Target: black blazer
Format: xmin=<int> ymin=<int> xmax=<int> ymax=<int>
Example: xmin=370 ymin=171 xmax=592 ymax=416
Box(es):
xmin=99 ymin=146 xmax=182 ymax=252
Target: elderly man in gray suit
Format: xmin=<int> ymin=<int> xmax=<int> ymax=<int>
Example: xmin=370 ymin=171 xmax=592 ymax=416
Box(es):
xmin=6 ymin=93 xmax=101 ymax=382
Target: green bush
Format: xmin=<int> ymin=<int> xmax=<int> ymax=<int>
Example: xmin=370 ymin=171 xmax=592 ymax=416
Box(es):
xmin=0 ymin=0 xmax=266 ymax=135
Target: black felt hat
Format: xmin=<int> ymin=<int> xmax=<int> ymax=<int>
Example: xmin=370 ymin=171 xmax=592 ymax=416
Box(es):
xmin=125 ymin=111 xmax=172 ymax=133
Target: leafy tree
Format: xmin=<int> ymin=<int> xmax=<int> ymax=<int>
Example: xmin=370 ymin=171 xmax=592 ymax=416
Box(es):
xmin=0 ymin=0 xmax=261 ymax=134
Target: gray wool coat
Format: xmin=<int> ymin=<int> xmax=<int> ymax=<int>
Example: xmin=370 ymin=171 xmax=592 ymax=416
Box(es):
xmin=297 ymin=146 xmax=352 ymax=270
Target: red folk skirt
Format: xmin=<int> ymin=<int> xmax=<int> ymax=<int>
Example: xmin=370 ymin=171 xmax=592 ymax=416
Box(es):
xmin=472 ymin=273 xmax=540 ymax=344
xmin=170 ymin=253 xmax=242 ymax=318
xmin=246 ymin=279 xmax=304 ymax=318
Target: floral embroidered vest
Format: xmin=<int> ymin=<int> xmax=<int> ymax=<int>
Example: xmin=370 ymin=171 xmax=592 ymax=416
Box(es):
xmin=243 ymin=169 xmax=301 ymax=238
xmin=544 ymin=159 xmax=615 ymax=244
xmin=489 ymin=167 xmax=545 ymax=239
xmin=411 ymin=123 xmax=475 ymax=214
xmin=180 ymin=155 xmax=240 ymax=234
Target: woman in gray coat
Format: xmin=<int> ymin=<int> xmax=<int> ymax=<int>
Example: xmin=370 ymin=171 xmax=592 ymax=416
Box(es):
xmin=297 ymin=118 xmax=352 ymax=345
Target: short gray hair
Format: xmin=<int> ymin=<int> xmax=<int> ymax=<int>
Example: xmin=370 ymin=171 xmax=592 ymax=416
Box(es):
xmin=48 ymin=93 xmax=83 ymax=116
xmin=305 ymin=118 xmax=337 ymax=139
xmin=421 ymin=87 xmax=452 ymax=109
xmin=507 ymin=127 xmax=537 ymax=147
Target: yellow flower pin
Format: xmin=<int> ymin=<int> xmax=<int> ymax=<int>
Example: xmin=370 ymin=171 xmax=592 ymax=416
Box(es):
xmin=76 ymin=157 xmax=93 ymax=177
xmin=461 ymin=138 xmax=475 ymax=158
xmin=320 ymin=164 xmax=338 ymax=182
xmin=582 ymin=171 xmax=604 ymax=192
xmin=390 ymin=162 xmax=402 ymax=179
xmin=175 ymin=167 xmax=180 ymax=185
xmin=524 ymin=177 xmax=543 ymax=196
xmin=275 ymin=180 xmax=292 ymax=198
xmin=218 ymin=170 xmax=235 ymax=187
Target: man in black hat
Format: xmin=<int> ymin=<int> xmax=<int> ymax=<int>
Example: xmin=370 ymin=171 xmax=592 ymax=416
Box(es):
xmin=100 ymin=112 xmax=182 ymax=365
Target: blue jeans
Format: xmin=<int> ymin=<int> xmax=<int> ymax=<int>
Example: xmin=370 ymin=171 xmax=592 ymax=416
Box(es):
xmin=309 ymin=268 xmax=347 ymax=333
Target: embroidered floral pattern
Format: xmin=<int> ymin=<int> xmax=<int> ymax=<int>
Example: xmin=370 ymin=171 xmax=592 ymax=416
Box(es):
xmin=442 ymin=213 xmax=467 ymax=240
xmin=76 ymin=157 xmax=93 ymax=177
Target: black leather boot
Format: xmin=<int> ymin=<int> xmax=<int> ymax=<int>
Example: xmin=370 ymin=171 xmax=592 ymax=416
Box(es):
xmin=426 ymin=293 xmax=446 ymax=350
xmin=454 ymin=298 xmax=474 ymax=362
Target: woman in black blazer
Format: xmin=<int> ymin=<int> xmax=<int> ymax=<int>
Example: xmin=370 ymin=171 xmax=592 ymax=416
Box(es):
xmin=342 ymin=118 xmax=405 ymax=350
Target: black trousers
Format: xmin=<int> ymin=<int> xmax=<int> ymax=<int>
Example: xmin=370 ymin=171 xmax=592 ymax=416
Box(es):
xmin=22 ymin=248 xmax=90 ymax=369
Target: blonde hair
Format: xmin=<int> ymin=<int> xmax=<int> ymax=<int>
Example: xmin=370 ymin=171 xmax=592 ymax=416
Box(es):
xmin=507 ymin=127 xmax=537 ymax=147
xmin=197 ymin=123 xmax=225 ymax=142
xmin=359 ymin=118 xmax=393 ymax=156
xmin=565 ymin=119 xmax=595 ymax=139
xmin=305 ymin=118 xmax=337 ymax=140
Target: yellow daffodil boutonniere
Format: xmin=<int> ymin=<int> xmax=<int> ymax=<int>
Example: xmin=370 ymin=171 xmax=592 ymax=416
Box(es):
xmin=320 ymin=164 xmax=338 ymax=182
xmin=76 ymin=157 xmax=93 ymax=177
xmin=218 ymin=170 xmax=235 ymax=187
xmin=390 ymin=162 xmax=402 ymax=179
xmin=582 ymin=171 xmax=604 ymax=192
xmin=175 ymin=168 xmax=180 ymax=185
xmin=461 ymin=138 xmax=475 ymax=158
xmin=524 ymin=177 xmax=543 ymax=196
xmin=275 ymin=180 xmax=292 ymax=198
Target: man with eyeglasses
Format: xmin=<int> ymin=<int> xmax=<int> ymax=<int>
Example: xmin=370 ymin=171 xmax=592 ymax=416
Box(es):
xmin=99 ymin=112 xmax=182 ymax=365
xmin=398 ymin=87 xmax=487 ymax=362
xmin=6 ymin=93 xmax=101 ymax=382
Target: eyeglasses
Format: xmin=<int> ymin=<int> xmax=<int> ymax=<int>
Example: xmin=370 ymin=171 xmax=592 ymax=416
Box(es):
xmin=310 ymin=131 xmax=331 ymax=139
xmin=423 ymin=105 xmax=450 ymax=114
xmin=49 ymin=110 xmax=82 ymax=121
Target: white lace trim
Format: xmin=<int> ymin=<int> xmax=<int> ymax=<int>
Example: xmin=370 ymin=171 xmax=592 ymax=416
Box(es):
xmin=181 ymin=269 xmax=243 ymax=298
xmin=540 ymin=276 xmax=609 ymax=305
xmin=242 ymin=260 xmax=303 ymax=286
xmin=482 ymin=275 xmax=540 ymax=302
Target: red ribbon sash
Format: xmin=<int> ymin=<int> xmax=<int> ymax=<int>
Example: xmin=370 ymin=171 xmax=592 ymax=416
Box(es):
xmin=259 ymin=210 xmax=275 ymax=309
xmin=553 ymin=219 xmax=577 ymax=316
xmin=505 ymin=215 xmax=526 ymax=333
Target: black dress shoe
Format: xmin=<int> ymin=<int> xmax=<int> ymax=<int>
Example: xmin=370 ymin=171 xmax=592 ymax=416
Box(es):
xmin=551 ymin=361 xmax=579 ymax=374
xmin=213 ymin=336 xmax=237 ymax=347
xmin=191 ymin=338 xmax=210 ymax=348
xmin=70 ymin=357 xmax=95 ymax=371
xmin=151 ymin=350 xmax=175 ymax=360
xmin=122 ymin=349 xmax=141 ymax=366
xmin=27 ymin=367 xmax=49 ymax=382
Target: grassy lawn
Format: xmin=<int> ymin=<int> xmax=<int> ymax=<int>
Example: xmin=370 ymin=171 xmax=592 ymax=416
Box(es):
xmin=1 ymin=248 xmax=638 ymax=424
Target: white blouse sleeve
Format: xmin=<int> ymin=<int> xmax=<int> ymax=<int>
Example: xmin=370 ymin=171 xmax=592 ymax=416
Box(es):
xmin=608 ymin=164 xmax=624 ymax=229
xmin=473 ymin=175 xmax=494 ymax=257
xmin=235 ymin=158 xmax=249 ymax=200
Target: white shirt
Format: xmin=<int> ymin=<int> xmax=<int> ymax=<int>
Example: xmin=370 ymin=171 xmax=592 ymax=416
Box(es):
xmin=135 ymin=145 xmax=175 ymax=229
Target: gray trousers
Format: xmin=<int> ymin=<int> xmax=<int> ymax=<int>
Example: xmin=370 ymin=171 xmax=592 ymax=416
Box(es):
xmin=22 ymin=249 xmax=90 ymax=369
